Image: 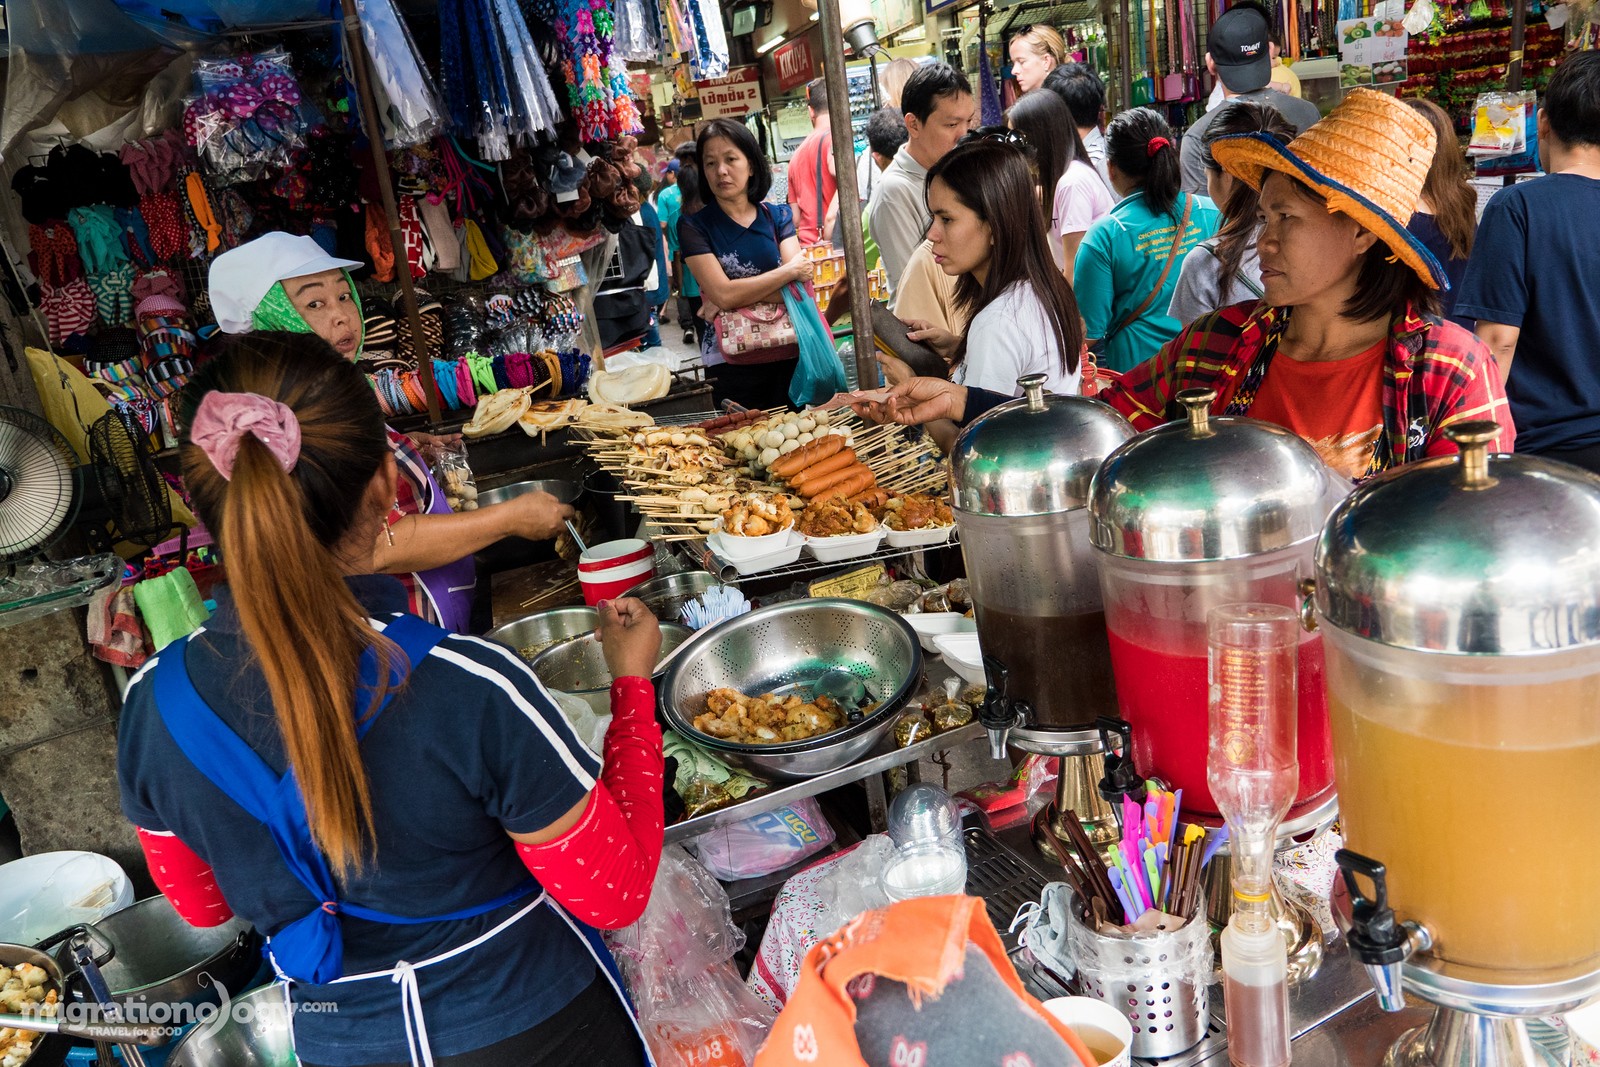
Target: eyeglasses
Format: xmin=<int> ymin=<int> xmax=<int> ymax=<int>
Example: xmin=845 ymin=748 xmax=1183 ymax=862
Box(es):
xmin=965 ymin=126 xmax=1029 ymax=149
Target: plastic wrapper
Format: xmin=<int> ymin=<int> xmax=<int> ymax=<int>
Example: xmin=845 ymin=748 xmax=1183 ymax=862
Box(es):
xmin=607 ymin=846 xmax=775 ymax=1066
xmin=427 ymin=438 xmax=478 ymax=512
xmin=687 ymin=797 xmax=836 ymax=880
xmin=614 ymin=0 xmax=664 ymax=61
xmin=350 ymin=0 xmax=445 ymax=149
xmin=184 ymin=48 xmax=309 ymax=184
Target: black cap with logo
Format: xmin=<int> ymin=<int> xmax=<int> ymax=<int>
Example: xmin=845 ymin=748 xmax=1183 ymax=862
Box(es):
xmin=1207 ymin=6 xmax=1273 ymax=94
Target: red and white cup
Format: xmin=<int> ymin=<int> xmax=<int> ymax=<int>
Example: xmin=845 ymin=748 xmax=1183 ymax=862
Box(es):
xmin=577 ymin=539 xmax=657 ymax=606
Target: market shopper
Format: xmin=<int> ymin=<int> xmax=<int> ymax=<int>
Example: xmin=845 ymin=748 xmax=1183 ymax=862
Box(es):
xmin=869 ymin=63 xmax=977 ymax=292
xmin=680 ymin=118 xmax=813 ymax=410
xmin=1179 ymin=5 xmax=1321 ymax=197
xmin=1008 ymin=89 xmax=1113 ymax=271
xmin=1044 ymin=63 xmax=1113 ymax=191
xmin=208 ymin=233 xmax=572 ymax=632
xmin=120 ymin=332 xmax=662 ymax=1067
xmin=1073 ymin=108 xmax=1220 ymax=373
xmin=1457 ymin=51 xmax=1600 ymax=472
xmin=859 ymin=108 xmax=909 ymax=270
xmin=1403 ymin=97 xmax=1477 ymax=330
xmin=659 ymin=143 xmax=705 ymax=347
xmin=906 ymin=137 xmax=1083 ymax=398
xmin=848 ymin=91 xmax=1515 ymax=481
xmin=788 ymin=78 xmax=838 ymax=247
xmin=1008 ymin=24 xmax=1067 ymax=94
xmin=1167 ymin=101 xmax=1294 ymax=326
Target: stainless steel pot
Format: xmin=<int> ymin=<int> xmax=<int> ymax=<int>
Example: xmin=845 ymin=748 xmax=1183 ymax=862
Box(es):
xmin=484 ymin=607 xmax=599 ymax=662
xmin=164 ymin=985 xmax=296 ymax=1067
xmin=621 ymin=571 xmax=722 ymax=622
xmin=83 ymin=897 xmax=261 ymax=1009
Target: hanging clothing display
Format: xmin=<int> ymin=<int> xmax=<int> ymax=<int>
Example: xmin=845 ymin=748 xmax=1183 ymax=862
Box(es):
xmin=438 ymin=0 xmax=563 ymax=159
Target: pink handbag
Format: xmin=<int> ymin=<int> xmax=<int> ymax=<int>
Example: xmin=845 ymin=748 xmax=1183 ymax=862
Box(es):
xmin=714 ymin=299 xmax=800 ymax=365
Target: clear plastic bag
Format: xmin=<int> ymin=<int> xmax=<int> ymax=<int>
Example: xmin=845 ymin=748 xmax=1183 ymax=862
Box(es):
xmin=687 ymin=797 xmax=836 ymax=880
xmin=607 ymin=847 xmax=776 ymax=1066
xmin=427 ymin=439 xmax=479 ymax=512
xmin=349 ymin=0 xmax=445 ymax=149
xmin=186 ymin=48 xmax=308 ymax=183
xmin=614 ymin=0 xmax=663 ymax=61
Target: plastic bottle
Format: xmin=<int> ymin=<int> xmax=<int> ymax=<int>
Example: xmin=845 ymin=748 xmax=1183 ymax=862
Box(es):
xmin=1222 ymin=914 xmax=1291 ymax=1067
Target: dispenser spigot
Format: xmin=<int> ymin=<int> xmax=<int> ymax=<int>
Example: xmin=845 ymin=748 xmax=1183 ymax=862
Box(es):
xmin=1096 ymin=716 xmax=1147 ymax=811
xmin=979 ymin=656 xmax=1025 ymax=759
xmin=1336 ymin=849 xmax=1433 ymax=1013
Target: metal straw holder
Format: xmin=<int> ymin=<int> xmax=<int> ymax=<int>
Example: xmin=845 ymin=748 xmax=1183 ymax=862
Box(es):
xmin=1067 ymin=891 xmax=1213 ymax=1059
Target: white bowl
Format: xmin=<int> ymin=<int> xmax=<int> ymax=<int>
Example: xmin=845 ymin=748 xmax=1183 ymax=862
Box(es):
xmin=708 ymin=520 xmax=796 ymax=559
xmin=884 ymin=522 xmax=956 ymax=548
xmin=932 ymin=631 xmax=986 ymax=686
xmin=905 ymin=611 xmax=978 ymax=653
xmin=723 ymin=538 xmax=805 ymax=575
xmin=0 ymin=851 xmax=134 ymax=943
xmin=803 ymin=527 xmax=886 ymax=563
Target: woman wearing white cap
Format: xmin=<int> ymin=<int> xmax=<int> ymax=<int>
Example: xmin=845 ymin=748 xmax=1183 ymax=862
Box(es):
xmin=209 ymin=232 xmax=573 ymax=631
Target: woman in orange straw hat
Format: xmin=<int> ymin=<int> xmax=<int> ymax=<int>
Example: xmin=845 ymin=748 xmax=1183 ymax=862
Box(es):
xmin=1097 ymin=87 xmax=1515 ymax=482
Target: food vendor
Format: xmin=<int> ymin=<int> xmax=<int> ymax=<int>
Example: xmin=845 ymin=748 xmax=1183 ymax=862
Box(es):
xmin=119 ymin=331 xmax=662 ymax=1067
xmin=845 ymin=90 xmax=1517 ymax=478
xmin=209 ymin=233 xmax=573 ymax=631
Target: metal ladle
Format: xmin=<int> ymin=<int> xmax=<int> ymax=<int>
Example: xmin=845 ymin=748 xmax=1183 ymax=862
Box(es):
xmin=814 ymin=669 xmax=870 ymax=722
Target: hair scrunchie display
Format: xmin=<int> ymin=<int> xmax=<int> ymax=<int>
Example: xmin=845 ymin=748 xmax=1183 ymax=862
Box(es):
xmin=455 ymin=358 xmax=477 ymax=408
xmin=490 ymin=354 xmax=513 ymax=390
xmin=469 ymin=353 xmax=497 ymax=396
xmin=505 ymin=351 xmax=535 ymax=389
xmin=432 ymin=360 xmax=460 ymax=408
xmin=401 ymin=371 xmax=429 ymax=413
xmin=190 ymin=390 xmax=301 ymax=480
xmin=1147 ymin=136 xmax=1171 ymax=157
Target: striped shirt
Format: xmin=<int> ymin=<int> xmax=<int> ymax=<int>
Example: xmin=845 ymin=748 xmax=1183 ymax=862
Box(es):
xmin=117 ymin=575 xmax=601 ymax=1065
xmin=1101 ymin=300 xmax=1515 ymax=480
xmin=385 ymin=429 xmax=442 ymax=625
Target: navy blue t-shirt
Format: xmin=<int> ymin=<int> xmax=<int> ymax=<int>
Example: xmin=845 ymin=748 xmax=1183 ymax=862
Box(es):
xmin=677 ymin=199 xmax=795 ymax=282
xmin=1406 ymin=212 xmax=1472 ymax=330
xmin=1455 ymin=173 xmax=1600 ymax=453
xmin=117 ymin=576 xmax=605 ymax=1066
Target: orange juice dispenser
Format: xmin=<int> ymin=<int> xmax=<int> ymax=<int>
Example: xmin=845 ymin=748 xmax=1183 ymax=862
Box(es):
xmin=948 ymin=374 xmax=1134 ymax=852
xmin=1317 ymin=424 xmax=1600 ymax=1067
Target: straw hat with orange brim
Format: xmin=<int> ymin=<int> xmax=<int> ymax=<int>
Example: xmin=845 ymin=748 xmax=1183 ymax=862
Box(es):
xmin=1209 ymin=88 xmax=1447 ymax=290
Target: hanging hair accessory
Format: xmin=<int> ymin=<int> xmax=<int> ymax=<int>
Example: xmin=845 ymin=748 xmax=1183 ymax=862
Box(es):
xmin=1147 ymin=136 xmax=1172 ymax=157
xmin=191 ymin=390 xmax=301 ymax=480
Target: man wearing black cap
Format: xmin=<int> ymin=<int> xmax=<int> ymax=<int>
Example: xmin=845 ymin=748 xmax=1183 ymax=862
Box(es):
xmin=1180 ymin=4 xmax=1322 ymax=196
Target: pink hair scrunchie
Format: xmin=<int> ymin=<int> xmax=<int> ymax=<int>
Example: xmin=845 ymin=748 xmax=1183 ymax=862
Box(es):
xmin=190 ymin=390 xmax=301 ymax=481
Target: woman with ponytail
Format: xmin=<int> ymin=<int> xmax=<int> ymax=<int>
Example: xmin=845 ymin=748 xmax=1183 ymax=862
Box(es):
xmin=118 ymin=332 xmax=660 ymax=1067
xmin=1073 ymin=107 xmax=1220 ymax=372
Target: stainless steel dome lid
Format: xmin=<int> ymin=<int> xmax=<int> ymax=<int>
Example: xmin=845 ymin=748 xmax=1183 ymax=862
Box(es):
xmin=948 ymin=374 xmax=1135 ymax=518
xmin=1088 ymin=389 xmax=1339 ymax=561
xmin=1315 ymin=422 xmax=1600 ymax=654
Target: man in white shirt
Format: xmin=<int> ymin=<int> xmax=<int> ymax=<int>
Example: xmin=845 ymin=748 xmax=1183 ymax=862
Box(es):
xmin=1044 ymin=63 xmax=1114 ymax=192
xmin=868 ymin=63 xmax=976 ymax=293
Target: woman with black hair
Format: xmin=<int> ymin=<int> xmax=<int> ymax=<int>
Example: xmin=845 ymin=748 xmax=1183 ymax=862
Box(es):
xmin=679 ymin=118 xmax=814 ymax=409
xmin=1073 ymin=107 xmax=1219 ymax=372
xmin=1007 ymin=89 xmax=1113 ymax=272
xmin=903 ymin=137 xmax=1084 ymax=398
xmin=1167 ymin=100 xmax=1294 ymax=326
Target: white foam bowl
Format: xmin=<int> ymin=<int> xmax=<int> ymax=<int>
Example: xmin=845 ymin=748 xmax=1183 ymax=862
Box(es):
xmin=932 ymin=631 xmax=986 ymax=686
xmin=905 ymin=612 xmax=978 ymax=653
xmin=803 ymin=527 xmax=886 ymax=563
xmin=708 ymin=521 xmax=796 ymax=559
xmin=884 ymin=522 xmax=956 ymax=549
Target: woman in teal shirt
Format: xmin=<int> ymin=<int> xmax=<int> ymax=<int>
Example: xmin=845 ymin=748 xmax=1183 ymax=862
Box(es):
xmin=1073 ymin=108 xmax=1220 ymax=373
xmin=657 ymin=151 xmax=704 ymax=346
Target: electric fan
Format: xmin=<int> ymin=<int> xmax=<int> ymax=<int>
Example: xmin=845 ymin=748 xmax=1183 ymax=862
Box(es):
xmin=0 ymin=405 xmax=79 ymax=564
xmin=85 ymin=411 xmax=176 ymax=551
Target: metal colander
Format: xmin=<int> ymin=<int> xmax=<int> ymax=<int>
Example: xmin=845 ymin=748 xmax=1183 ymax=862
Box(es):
xmin=659 ymin=598 xmax=924 ymax=779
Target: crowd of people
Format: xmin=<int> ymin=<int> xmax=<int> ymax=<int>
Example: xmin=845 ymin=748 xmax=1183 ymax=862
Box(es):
xmin=638 ymin=5 xmax=1600 ymax=492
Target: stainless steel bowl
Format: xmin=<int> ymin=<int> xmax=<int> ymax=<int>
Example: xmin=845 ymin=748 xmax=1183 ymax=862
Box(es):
xmin=485 ymin=607 xmax=599 ymax=662
xmin=659 ymin=599 xmax=924 ymax=779
xmin=165 ymin=984 xmax=295 ymax=1067
xmin=477 ymin=478 xmax=582 ymax=508
xmin=621 ymin=571 xmax=723 ymax=622
xmin=529 ymin=622 xmax=696 ymax=694
xmin=88 ymin=895 xmax=260 ymax=1008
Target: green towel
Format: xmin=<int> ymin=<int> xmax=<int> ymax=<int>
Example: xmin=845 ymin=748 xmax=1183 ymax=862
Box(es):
xmin=133 ymin=568 xmax=210 ymax=651
xmin=663 ymin=730 xmax=762 ymax=799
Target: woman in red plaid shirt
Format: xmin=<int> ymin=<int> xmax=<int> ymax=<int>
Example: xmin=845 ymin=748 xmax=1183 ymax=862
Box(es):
xmin=842 ymin=90 xmax=1515 ymax=484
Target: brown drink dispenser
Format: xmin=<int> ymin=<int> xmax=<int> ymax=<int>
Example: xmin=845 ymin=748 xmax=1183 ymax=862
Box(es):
xmin=948 ymin=374 xmax=1135 ymax=851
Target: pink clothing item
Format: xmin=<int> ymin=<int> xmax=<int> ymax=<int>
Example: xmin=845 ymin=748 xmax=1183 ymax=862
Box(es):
xmin=190 ymin=390 xmax=302 ymax=480
xmin=1050 ymin=160 xmax=1116 ymax=270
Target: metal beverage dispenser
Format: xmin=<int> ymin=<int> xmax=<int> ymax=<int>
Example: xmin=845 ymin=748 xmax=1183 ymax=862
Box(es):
xmin=949 ymin=374 xmax=1135 ymax=851
xmin=1316 ymin=425 xmax=1600 ymax=1066
xmin=1087 ymin=390 xmax=1344 ymax=979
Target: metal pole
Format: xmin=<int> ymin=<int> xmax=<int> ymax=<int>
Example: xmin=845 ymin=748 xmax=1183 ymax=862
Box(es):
xmin=815 ymin=2 xmax=880 ymax=391
xmin=340 ymin=0 xmax=442 ymax=425
xmin=1506 ymin=0 xmax=1526 ymax=92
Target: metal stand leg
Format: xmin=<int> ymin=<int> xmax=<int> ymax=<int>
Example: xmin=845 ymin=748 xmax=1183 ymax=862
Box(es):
xmin=1386 ymin=1008 xmax=1562 ymax=1067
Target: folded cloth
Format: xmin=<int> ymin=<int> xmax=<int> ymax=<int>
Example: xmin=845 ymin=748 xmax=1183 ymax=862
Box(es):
xmin=87 ymin=585 xmax=150 ymax=667
xmin=132 ymin=567 xmax=210 ymax=651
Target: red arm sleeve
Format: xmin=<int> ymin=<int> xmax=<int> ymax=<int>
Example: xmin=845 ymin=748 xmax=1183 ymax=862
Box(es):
xmin=136 ymin=827 xmax=235 ymax=927
xmin=517 ymin=677 xmax=664 ymax=929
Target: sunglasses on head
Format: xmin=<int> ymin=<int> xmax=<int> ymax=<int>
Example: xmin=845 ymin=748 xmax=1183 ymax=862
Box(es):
xmin=966 ymin=126 xmax=1028 ymax=148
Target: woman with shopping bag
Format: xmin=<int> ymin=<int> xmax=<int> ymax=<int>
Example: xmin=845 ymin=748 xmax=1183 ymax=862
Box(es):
xmin=118 ymin=331 xmax=663 ymax=1067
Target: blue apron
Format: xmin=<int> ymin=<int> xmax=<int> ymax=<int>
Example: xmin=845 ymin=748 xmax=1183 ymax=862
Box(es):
xmin=150 ymin=615 xmax=653 ymax=1066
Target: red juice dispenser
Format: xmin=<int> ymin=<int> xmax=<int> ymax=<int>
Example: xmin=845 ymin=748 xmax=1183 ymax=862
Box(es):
xmin=1086 ymin=390 xmax=1344 ymax=828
